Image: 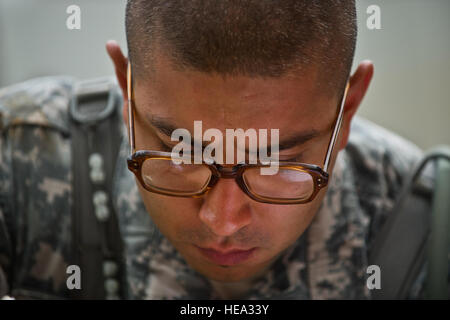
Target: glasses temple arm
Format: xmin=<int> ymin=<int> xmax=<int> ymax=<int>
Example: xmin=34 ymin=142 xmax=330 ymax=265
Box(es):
xmin=323 ymin=82 xmax=350 ymax=173
xmin=127 ymin=63 xmax=136 ymax=154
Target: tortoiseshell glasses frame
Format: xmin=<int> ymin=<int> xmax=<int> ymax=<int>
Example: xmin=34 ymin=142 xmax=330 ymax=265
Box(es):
xmin=126 ymin=63 xmax=350 ymax=204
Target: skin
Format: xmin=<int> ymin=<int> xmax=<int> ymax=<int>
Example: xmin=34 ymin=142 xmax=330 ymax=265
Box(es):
xmin=106 ymin=40 xmax=374 ymax=284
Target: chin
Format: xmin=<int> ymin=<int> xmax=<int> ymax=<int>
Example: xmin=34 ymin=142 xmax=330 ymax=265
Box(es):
xmin=183 ymin=251 xmax=272 ymax=283
xmin=198 ymin=265 xmax=257 ymax=283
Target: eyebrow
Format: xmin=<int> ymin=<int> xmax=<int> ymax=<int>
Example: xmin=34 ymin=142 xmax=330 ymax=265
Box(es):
xmin=276 ymin=130 xmax=321 ymax=151
xmin=146 ymin=114 xmax=322 ymax=151
xmin=149 ymin=115 xmax=180 ymax=137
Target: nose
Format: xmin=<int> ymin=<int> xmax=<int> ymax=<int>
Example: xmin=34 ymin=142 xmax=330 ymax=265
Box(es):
xmin=198 ymin=177 xmax=252 ymax=237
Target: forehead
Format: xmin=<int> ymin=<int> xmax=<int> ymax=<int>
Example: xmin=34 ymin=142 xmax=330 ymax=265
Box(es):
xmin=133 ymin=53 xmax=337 ymax=133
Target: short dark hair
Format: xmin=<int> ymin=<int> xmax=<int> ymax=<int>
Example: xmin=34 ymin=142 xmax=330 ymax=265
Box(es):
xmin=126 ymin=0 xmax=357 ymax=94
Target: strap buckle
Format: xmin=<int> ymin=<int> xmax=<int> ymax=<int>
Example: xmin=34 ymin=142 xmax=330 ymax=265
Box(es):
xmin=70 ymin=78 xmax=118 ymax=124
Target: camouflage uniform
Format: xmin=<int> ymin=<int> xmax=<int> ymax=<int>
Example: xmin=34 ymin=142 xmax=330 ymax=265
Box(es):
xmin=0 ymin=77 xmax=427 ymax=299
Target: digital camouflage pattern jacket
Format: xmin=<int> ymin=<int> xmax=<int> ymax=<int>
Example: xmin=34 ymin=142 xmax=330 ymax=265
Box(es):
xmin=0 ymin=77 xmax=428 ymax=299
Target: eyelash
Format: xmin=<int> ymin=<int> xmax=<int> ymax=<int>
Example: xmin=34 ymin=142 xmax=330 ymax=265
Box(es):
xmin=280 ymin=151 xmax=306 ymax=162
xmin=282 ymin=156 xmax=303 ymax=163
xmin=158 ymin=142 xmax=304 ymax=162
xmin=158 ymin=142 xmax=174 ymax=152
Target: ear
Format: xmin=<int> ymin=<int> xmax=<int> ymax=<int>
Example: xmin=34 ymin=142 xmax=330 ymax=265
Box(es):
xmin=338 ymin=60 xmax=374 ymax=150
xmin=106 ymin=40 xmax=129 ymax=123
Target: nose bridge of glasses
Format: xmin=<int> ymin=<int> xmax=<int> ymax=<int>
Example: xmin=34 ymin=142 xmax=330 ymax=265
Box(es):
xmin=214 ymin=163 xmax=242 ymax=179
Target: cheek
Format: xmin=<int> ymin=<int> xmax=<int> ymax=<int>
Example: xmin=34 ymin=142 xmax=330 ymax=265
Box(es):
xmin=252 ymin=200 xmax=320 ymax=250
xmin=136 ymin=183 xmax=201 ymax=235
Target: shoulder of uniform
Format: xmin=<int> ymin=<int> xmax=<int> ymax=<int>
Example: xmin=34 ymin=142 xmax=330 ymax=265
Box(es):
xmin=0 ymin=76 xmax=75 ymax=134
xmin=344 ymin=116 xmax=426 ymax=206
xmin=0 ymin=76 xmax=120 ymax=134
xmin=347 ymin=116 xmax=423 ymax=174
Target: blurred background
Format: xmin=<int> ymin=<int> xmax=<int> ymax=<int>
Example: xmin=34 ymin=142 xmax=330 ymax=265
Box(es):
xmin=0 ymin=0 xmax=448 ymax=150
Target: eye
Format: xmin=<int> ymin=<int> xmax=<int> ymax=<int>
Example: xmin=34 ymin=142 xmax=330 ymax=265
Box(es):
xmin=158 ymin=141 xmax=175 ymax=153
xmin=279 ymin=153 xmax=305 ymax=162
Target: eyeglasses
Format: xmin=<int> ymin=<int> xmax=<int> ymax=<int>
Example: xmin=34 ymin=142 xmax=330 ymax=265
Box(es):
xmin=126 ymin=63 xmax=349 ymax=204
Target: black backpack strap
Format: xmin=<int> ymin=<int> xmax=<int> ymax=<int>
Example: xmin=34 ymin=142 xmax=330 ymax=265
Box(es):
xmin=369 ymin=146 xmax=450 ymax=299
xmin=69 ymin=78 xmax=125 ymax=299
xmin=426 ymin=148 xmax=450 ymax=299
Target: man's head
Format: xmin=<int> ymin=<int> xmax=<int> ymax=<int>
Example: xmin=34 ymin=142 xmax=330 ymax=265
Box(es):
xmin=107 ymin=0 xmax=373 ymax=283
xmin=126 ymin=0 xmax=357 ymax=95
